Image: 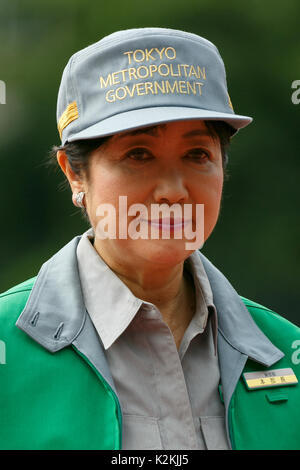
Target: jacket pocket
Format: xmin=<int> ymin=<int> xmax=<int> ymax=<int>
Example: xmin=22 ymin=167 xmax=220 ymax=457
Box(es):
xmin=199 ymin=416 xmax=229 ymax=450
xmin=122 ymin=414 xmax=162 ymax=450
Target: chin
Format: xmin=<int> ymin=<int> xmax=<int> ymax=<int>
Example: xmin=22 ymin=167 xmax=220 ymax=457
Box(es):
xmin=130 ymin=239 xmax=195 ymax=266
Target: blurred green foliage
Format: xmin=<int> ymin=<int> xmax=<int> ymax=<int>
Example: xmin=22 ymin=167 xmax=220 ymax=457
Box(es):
xmin=0 ymin=0 xmax=299 ymax=324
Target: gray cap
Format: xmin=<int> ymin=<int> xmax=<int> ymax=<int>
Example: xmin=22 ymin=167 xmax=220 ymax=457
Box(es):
xmin=57 ymin=27 xmax=252 ymax=145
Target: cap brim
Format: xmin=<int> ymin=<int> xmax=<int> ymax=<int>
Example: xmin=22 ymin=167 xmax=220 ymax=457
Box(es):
xmin=66 ymin=106 xmax=252 ymax=143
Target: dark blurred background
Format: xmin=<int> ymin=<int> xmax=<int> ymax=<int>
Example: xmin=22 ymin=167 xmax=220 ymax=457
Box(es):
xmin=0 ymin=0 xmax=299 ymax=325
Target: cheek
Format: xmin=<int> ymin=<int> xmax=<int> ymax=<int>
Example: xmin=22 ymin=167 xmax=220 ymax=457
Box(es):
xmin=210 ymin=173 xmax=224 ymax=203
xmin=194 ymin=167 xmax=223 ymax=204
xmin=85 ymin=165 xmax=120 ymax=206
xmin=85 ymin=172 xmax=145 ymax=231
xmin=194 ymin=171 xmax=223 ymax=238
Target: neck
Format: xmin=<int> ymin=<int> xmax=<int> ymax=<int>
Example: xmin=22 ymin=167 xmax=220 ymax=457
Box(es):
xmin=115 ymin=261 xmax=195 ymax=349
xmin=92 ymin=239 xmax=195 ymax=336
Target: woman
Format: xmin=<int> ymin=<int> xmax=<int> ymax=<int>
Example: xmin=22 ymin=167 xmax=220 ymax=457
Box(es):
xmin=0 ymin=27 xmax=299 ymax=450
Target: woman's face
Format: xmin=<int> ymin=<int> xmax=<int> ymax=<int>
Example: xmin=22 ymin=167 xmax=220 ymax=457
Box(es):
xmin=82 ymin=119 xmax=224 ymax=267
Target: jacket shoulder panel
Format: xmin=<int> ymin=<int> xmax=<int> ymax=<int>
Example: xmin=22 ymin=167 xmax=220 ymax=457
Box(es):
xmin=240 ymin=295 xmax=300 ymax=337
xmin=0 ymin=277 xmax=36 ymax=299
xmin=0 ymin=277 xmax=36 ymax=324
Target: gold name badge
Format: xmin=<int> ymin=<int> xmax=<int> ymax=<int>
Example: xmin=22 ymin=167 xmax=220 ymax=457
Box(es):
xmin=243 ymin=368 xmax=298 ymax=390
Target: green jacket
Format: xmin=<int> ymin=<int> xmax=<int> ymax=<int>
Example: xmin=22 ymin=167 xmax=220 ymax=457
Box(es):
xmin=0 ymin=235 xmax=299 ymax=450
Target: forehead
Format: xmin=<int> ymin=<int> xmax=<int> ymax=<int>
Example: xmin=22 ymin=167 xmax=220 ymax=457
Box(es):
xmin=110 ymin=119 xmax=212 ymax=142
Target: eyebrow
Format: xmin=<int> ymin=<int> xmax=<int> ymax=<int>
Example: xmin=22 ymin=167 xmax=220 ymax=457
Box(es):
xmin=182 ymin=129 xmax=211 ymax=138
xmin=111 ymin=124 xmax=212 ymax=142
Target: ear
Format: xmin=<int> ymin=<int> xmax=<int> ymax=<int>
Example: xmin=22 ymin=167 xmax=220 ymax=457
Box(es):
xmin=56 ymin=150 xmax=84 ymax=193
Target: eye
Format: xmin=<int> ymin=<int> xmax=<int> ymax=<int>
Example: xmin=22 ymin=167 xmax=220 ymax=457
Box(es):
xmin=125 ymin=147 xmax=154 ymax=162
xmin=184 ymin=148 xmax=210 ymax=162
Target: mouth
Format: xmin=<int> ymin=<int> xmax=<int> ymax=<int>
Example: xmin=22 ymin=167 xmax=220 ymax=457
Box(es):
xmin=140 ymin=218 xmax=192 ymax=229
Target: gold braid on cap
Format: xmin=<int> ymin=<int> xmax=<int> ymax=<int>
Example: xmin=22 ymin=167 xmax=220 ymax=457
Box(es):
xmin=58 ymin=101 xmax=79 ymax=139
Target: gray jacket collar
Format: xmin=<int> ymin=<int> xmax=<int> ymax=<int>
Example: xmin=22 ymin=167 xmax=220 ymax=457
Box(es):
xmin=16 ymin=234 xmax=284 ymax=381
xmin=199 ymin=253 xmax=284 ymax=367
xmin=199 ymin=253 xmax=284 ymax=415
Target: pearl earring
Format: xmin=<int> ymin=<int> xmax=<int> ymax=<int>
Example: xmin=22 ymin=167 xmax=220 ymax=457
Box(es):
xmin=73 ymin=191 xmax=85 ymax=208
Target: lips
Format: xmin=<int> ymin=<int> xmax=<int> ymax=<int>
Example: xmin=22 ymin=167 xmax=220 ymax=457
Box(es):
xmin=141 ymin=218 xmax=192 ymax=228
xmin=150 ymin=218 xmax=183 ymax=224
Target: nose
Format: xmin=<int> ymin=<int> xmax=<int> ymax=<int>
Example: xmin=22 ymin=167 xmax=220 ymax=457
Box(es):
xmin=152 ymin=167 xmax=189 ymax=205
